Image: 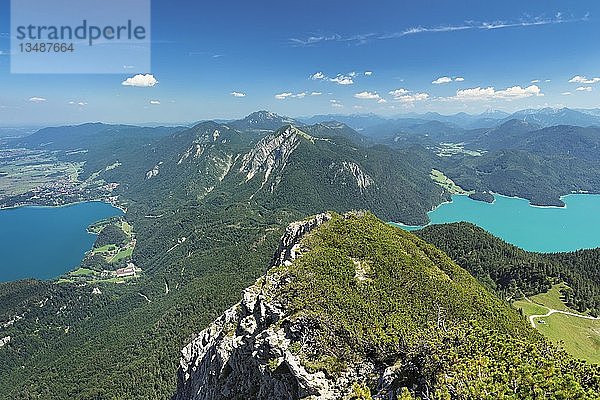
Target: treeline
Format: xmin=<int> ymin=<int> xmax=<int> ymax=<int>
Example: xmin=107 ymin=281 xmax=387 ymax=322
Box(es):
xmin=416 ymin=222 xmax=600 ymax=315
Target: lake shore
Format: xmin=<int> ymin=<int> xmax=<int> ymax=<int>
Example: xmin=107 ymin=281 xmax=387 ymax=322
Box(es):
xmin=0 ymin=201 xmax=124 ymax=282
xmin=393 ymin=193 xmax=600 ymax=253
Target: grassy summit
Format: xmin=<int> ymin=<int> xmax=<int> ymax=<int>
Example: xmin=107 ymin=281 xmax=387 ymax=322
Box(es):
xmin=265 ymin=212 xmax=600 ymax=398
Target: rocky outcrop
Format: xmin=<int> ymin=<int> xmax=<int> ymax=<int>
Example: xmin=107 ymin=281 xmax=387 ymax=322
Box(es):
xmin=146 ymin=163 xmax=161 ymax=179
xmin=0 ymin=336 xmax=10 ymax=348
xmin=239 ymin=126 xmax=306 ymax=185
xmin=329 ymin=162 xmax=374 ymax=194
xmin=173 ymin=212 xmax=398 ymax=400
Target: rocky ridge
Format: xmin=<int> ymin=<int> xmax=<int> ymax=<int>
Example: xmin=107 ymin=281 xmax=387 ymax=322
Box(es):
xmin=174 ymin=212 xmax=396 ymax=400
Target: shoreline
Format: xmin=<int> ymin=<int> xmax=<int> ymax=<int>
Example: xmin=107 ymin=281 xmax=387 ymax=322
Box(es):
xmin=0 ymin=199 xmax=128 ymax=284
xmin=0 ymin=198 xmax=127 ymax=213
xmin=392 ymin=192 xmax=600 ymax=228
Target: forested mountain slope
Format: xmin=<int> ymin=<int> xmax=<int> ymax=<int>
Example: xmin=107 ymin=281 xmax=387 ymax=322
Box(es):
xmin=175 ymin=212 xmax=600 ymax=399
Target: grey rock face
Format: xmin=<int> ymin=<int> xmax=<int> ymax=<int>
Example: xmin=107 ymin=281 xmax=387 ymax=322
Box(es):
xmin=239 ymin=126 xmax=303 ymax=185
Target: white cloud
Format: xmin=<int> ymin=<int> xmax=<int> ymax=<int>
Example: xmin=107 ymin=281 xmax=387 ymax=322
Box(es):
xmin=576 ymin=86 xmax=592 ymax=92
xmin=275 ymin=92 xmax=293 ymax=100
xmin=497 ymin=85 xmax=543 ymax=99
xmin=275 ymin=92 xmax=307 ymax=99
xmin=432 ymin=76 xmax=464 ymax=84
xmin=400 ymin=93 xmax=429 ymax=103
xmin=330 ymin=74 xmax=354 ymax=85
xmin=364 ymin=71 xmax=373 ymax=76
xmin=78 ymin=101 xmax=87 ymax=106
xmin=388 ymin=88 xmax=409 ymax=97
xmin=531 ymin=79 xmax=540 ymax=83
xmin=377 ymin=98 xmax=387 ymax=104
xmin=388 ymin=88 xmax=429 ymax=103
xmin=354 ymin=91 xmax=380 ymax=100
xmin=230 ymin=91 xmax=246 ymax=97
xmin=562 ymin=92 xmax=572 ymax=95
xmin=310 ymin=71 xmax=326 ymax=80
xmin=452 ymin=85 xmax=543 ymax=101
xmin=150 ymin=100 xmax=161 ymax=105
xmin=121 ymin=74 xmax=158 ymax=87
xmin=310 ymin=91 xmax=322 ymax=96
xmin=348 ymin=71 xmax=357 ymax=77
xmin=330 ymin=99 xmax=343 ymax=108
xmin=569 ymin=75 xmax=600 ymax=84
xmin=28 ymin=97 xmax=46 ymax=103
xmin=432 ymin=76 xmax=453 ymax=84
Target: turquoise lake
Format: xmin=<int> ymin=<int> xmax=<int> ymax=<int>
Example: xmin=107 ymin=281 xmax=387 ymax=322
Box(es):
xmin=0 ymin=202 xmax=122 ymax=282
xmin=397 ymin=194 xmax=600 ymax=253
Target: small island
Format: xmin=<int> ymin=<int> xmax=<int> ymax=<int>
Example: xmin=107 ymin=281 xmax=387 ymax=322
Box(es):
xmin=468 ymin=191 xmax=495 ymax=203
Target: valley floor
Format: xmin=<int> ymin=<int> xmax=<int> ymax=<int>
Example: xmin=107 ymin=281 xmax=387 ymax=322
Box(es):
xmin=513 ymin=283 xmax=600 ymax=364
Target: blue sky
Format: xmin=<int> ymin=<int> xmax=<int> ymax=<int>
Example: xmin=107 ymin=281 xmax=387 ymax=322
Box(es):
xmin=1 ymin=0 xmax=599 ymax=125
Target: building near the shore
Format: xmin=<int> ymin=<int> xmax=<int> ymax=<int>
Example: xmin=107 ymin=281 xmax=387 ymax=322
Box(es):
xmin=115 ymin=264 xmax=136 ymax=278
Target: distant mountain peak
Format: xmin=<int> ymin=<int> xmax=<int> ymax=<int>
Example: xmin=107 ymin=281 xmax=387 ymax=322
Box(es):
xmin=506 ymin=107 xmax=600 ymax=127
xmin=230 ymin=111 xmax=301 ymax=131
xmin=243 ymin=110 xmax=295 ymax=124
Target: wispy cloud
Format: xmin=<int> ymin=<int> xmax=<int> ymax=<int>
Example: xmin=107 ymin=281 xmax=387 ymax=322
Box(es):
xmin=569 ymin=75 xmax=600 ymax=84
xmin=290 ymin=13 xmax=589 ymax=46
xmin=576 ymin=86 xmax=592 ymax=92
xmin=330 ymin=99 xmax=343 ymax=108
xmin=230 ymin=91 xmax=246 ymax=97
xmin=290 ymin=34 xmax=342 ymax=46
xmin=28 ymin=97 xmax=47 ymax=103
xmin=275 ymin=92 xmax=307 ymax=100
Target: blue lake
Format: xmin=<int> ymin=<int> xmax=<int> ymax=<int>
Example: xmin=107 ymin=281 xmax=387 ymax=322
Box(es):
xmin=396 ymin=194 xmax=600 ymax=253
xmin=0 ymin=202 xmax=122 ymax=282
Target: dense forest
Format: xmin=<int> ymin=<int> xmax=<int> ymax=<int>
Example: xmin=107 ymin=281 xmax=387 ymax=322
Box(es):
xmin=417 ymin=222 xmax=600 ymax=315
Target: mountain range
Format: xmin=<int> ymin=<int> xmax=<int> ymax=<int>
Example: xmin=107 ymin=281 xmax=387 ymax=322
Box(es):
xmin=301 ymin=107 xmax=600 ymax=132
xmin=2 ymin=109 xmax=600 ymax=398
